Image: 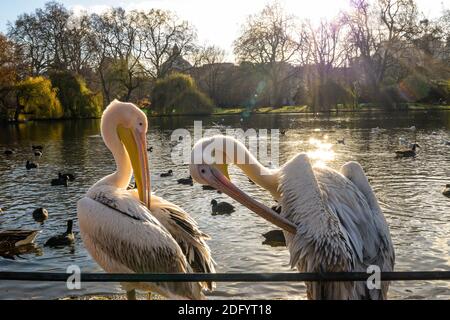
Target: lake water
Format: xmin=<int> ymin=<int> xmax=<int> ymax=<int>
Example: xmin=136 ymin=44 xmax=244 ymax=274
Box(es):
xmin=1 ymin=110 xmax=450 ymax=300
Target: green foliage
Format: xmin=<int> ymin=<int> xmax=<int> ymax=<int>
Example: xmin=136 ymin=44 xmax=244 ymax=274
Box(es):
xmin=49 ymin=71 xmax=103 ymax=118
xmin=17 ymin=76 xmax=63 ymax=119
xmin=152 ymin=73 xmax=213 ymax=115
xmin=398 ymin=74 xmax=431 ymax=102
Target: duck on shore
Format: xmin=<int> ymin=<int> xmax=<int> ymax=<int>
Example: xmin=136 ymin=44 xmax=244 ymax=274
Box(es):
xmin=45 ymin=220 xmax=75 ymax=247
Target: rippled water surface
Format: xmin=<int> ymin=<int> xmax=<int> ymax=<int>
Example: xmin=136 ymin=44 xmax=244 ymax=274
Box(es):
xmin=1 ymin=111 xmax=450 ymax=300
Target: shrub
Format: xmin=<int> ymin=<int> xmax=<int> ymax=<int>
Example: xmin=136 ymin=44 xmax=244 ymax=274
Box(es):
xmin=17 ymin=76 xmax=63 ymax=119
xmin=152 ymin=73 xmax=213 ymax=115
xmin=50 ymin=71 xmax=103 ymax=118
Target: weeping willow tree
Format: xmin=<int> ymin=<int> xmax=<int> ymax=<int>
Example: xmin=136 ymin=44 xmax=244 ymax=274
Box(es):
xmin=16 ymin=76 xmax=63 ymax=119
xmin=152 ymin=73 xmax=213 ymax=115
xmin=50 ymin=71 xmax=103 ymax=118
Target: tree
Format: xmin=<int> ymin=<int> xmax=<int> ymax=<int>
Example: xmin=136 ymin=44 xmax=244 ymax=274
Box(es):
xmin=138 ymin=9 xmax=197 ymax=79
xmin=152 ymin=73 xmax=213 ymax=115
xmin=0 ymin=34 xmax=26 ymax=121
xmin=343 ymin=0 xmax=419 ymax=100
xmin=49 ymin=71 xmax=103 ymax=118
xmin=234 ymin=2 xmax=303 ymax=107
xmin=191 ymin=45 xmax=226 ymax=104
xmin=304 ymin=19 xmax=346 ymax=110
xmin=16 ymin=76 xmax=63 ymax=119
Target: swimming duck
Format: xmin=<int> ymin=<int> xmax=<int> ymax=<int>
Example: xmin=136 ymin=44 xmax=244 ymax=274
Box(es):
xmin=337 ymin=138 xmax=345 ymax=145
xmin=262 ymin=230 xmax=286 ymax=247
xmin=408 ymin=126 xmax=416 ymax=131
xmin=44 ymin=220 xmax=75 ymax=247
xmin=4 ymin=150 xmax=13 ymax=155
xmin=395 ymin=143 xmax=420 ymax=158
xmin=177 ymin=176 xmax=193 ymax=186
xmin=32 ymin=145 xmax=43 ymax=151
xmin=0 ymin=230 xmax=40 ymax=251
xmin=61 ymin=173 xmax=75 ymax=181
xmin=51 ymin=174 xmax=69 ymax=187
xmin=147 ymin=146 xmax=153 ymax=152
xmin=443 ymin=184 xmax=450 ymax=198
xmin=26 ymin=160 xmax=38 ymax=170
xmin=32 ymin=208 xmax=48 ymax=223
xmin=160 ymin=170 xmax=173 ymax=177
xmin=211 ymin=199 xmax=235 ymax=215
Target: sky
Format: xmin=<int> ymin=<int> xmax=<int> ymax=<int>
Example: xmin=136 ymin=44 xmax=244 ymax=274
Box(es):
xmin=1 ymin=0 xmax=448 ymax=61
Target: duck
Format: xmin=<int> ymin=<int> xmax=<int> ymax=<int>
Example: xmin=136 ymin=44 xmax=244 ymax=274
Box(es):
xmin=443 ymin=140 xmax=450 ymax=146
xmin=271 ymin=205 xmax=282 ymax=214
xmin=44 ymin=220 xmax=75 ymax=247
xmin=160 ymin=170 xmax=173 ymax=178
xmin=202 ymin=185 xmax=222 ymax=194
xmin=32 ymin=145 xmax=43 ymax=151
xmin=51 ymin=174 xmax=69 ymax=187
xmin=32 ymin=208 xmax=48 ymax=223
xmin=371 ymin=127 xmax=382 ymax=133
xmin=337 ymin=138 xmax=345 ymax=145
xmin=395 ymin=143 xmax=420 ymax=158
xmin=147 ymin=146 xmax=153 ymax=152
xmin=280 ymin=129 xmax=287 ymax=135
xmin=26 ymin=160 xmax=38 ymax=170
xmin=262 ymin=230 xmax=286 ymax=247
xmin=34 ymin=150 xmax=43 ymax=157
xmin=0 ymin=229 xmax=40 ymax=252
xmin=177 ymin=176 xmax=193 ymax=186
xmin=443 ymin=184 xmax=450 ymax=198
xmin=4 ymin=149 xmax=13 ymax=155
xmin=61 ymin=173 xmax=75 ymax=181
xmin=211 ymin=199 xmax=235 ymax=215
xmin=408 ymin=126 xmax=416 ymax=131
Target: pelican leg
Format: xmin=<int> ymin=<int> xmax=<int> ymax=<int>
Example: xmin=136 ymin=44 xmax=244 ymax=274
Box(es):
xmin=126 ymin=289 xmax=136 ymax=300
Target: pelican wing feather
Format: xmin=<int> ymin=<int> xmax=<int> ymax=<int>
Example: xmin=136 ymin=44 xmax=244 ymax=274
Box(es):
xmin=78 ymin=188 xmax=204 ymax=299
xmin=149 ymin=195 xmax=216 ymax=290
xmin=279 ymin=154 xmax=393 ymax=299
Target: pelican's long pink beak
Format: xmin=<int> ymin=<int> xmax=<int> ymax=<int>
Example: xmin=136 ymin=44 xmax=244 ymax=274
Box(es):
xmin=203 ymin=166 xmax=297 ymax=234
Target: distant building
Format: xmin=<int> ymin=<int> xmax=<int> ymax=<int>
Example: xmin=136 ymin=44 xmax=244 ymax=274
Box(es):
xmin=161 ymin=45 xmax=192 ymax=76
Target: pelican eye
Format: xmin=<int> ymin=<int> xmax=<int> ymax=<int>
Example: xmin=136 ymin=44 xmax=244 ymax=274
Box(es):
xmin=139 ymin=122 xmax=143 ymax=126
xmin=201 ymin=169 xmax=206 ymax=174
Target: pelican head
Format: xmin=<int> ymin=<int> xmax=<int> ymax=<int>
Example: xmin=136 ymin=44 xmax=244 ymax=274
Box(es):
xmin=190 ymin=136 xmax=296 ymax=234
xmin=101 ymin=100 xmax=151 ymax=207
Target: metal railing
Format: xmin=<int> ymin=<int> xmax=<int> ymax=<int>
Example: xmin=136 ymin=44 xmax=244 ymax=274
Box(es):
xmin=1 ymin=271 xmax=450 ymax=282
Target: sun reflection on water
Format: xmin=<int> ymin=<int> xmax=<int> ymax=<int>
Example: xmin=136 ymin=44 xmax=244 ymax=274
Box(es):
xmin=307 ymin=137 xmax=335 ymax=167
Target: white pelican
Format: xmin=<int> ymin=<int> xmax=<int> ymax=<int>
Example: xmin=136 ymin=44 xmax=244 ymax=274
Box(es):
xmin=77 ymin=100 xmax=215 ymax=300
xmin=190 ymin=135 xmax=394 ymax=300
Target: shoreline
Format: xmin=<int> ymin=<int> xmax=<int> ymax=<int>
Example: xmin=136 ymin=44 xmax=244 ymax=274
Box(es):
xmin=1 ymin=105 xmax=449 ymax=123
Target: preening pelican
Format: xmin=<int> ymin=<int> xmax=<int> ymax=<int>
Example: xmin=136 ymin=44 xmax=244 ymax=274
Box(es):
xmin=77 ymin=100 xmax=215 ymax=300
xmin=190 ymin=135 xmax=394 ymax=300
